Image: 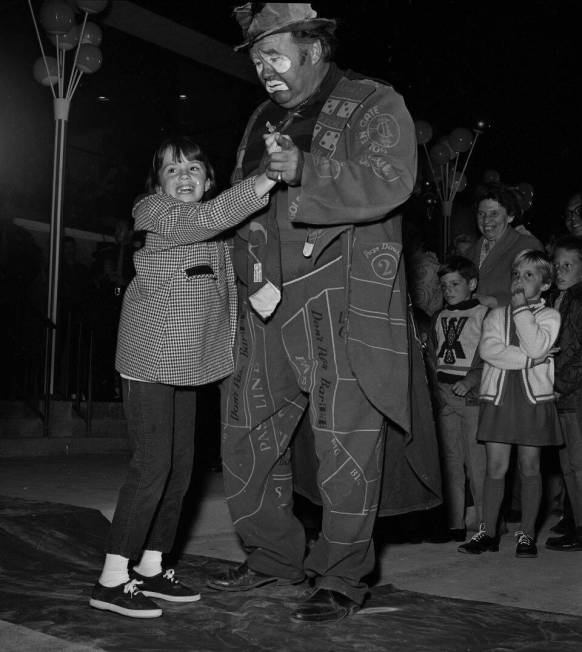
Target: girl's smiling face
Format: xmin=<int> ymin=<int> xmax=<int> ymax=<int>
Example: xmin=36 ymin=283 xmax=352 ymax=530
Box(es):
xmin=157 ymin=149 xmax=210 ymax=203
xmin=510 ymin=260 xmax=550 ymax=301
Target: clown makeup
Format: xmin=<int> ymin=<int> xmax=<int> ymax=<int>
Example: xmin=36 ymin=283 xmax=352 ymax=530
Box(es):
xmin=249 ymin=33 xmax=325 ymax=109
xmin=252 ymin=50 xmax=292 ymax=94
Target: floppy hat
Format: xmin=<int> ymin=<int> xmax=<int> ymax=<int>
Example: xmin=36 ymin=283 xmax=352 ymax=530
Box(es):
xmin=233 ymin=3 xmax=336 ymax=51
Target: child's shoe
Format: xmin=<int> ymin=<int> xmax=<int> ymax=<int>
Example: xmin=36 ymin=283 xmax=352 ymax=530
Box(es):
xmin=457 ymin=523 xmax=499 ymax=554
xmin=130 ymin=568 xmax=201 ymax=602
xmin=89 ymin=579 xmax=162 ymax=618
xmin=515 ymin=531 xmax=537 ymax=558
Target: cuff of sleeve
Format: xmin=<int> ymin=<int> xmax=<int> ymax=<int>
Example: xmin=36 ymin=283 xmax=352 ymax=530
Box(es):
xmin=512 ymin=305 xmax=530 ymax=317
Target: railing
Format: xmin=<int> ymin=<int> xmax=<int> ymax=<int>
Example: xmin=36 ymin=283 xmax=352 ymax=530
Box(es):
xmin=6 ymin=307 xmax=119 ymax=437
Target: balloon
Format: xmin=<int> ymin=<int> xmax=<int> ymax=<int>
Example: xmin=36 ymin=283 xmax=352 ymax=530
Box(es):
xmin=483 ymin=169 xmax=500 ymax=183
xmin=33 ymin=56 xmax=59 ymax=86
xmin=474 ymin=118 xmax=491 ymax=133
xmin=450 ymin=171 xmax=467 ymax=194
xmin=79 ymin=21 xmax=102 ymax=45
xmin=76 ymin=0 xmax=107 ymax=14
xmin=415 ymin=120 xmax=433 ymax=145
xmin=448 ymin=127 xmax=473 ymax=153
xmin=429 ymin=143 xmax=450 ymax=165
xmin=75 ymin=44 xmax=102 ymax=73
xmin=49 ymin=25 xmax=79 ymax=50
xmin=437 ymin=136 xmax=456 ymax=160
xmin=40 ymin=0 xmax=75 ymax=35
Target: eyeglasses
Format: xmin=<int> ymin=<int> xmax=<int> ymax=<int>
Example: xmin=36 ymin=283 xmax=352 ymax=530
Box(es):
xmin=564 ymin=206 xmax=582 ymax=220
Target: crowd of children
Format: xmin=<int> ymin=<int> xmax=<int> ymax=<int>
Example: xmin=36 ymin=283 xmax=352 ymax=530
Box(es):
xmin=428 ymin=215 xmax=582 ymax=559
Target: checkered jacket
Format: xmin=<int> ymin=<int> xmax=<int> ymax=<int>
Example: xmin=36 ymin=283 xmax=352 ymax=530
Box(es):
xmin=115 ymin=176 xmax=268 ymax=386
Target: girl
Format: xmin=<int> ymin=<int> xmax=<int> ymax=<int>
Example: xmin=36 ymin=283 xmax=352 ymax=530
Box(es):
xmin=458 ymin=249 xmax=562 ymax=558
xmin=90 ymin=136 xmax=277 ymax=618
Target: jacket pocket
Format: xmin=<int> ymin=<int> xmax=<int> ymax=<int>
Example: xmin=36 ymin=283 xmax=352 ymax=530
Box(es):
xmin=185 ymin=264 xmax=215 ymax=278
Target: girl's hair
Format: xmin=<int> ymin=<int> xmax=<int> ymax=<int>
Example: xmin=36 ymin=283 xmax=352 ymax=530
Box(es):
xmin=146 ymin=137 xmax=216 ymax=198
xmin=512 ymin=248 xmax=554 ymax=285
xmin=473 ymin=182 xmax=522 ymax=224
xmin=553 ymin=235 xmax=582 ymax=262
xmin=438 ymin=255 xmax=479 ymax=283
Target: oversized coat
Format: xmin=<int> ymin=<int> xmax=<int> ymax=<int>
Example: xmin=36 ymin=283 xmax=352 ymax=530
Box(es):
xmin=232 ymin=72 xmax=441 ymax=515
xmin=115 ymin=176 xmax=268 ymax=386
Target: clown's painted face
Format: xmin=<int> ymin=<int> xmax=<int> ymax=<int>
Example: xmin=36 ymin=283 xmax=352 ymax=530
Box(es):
xmin=250 ymin=32 xmax=323 ymax=109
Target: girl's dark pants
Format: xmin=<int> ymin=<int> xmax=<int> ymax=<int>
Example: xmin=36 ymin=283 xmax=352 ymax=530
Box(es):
xmin=106 ymin=379 xmax=196 ymax=559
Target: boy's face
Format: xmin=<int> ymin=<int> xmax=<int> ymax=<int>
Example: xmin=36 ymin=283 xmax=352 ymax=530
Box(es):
xmin=440 ymin=271 xmax=476 ymax=306
xmin=553 ymin=247 xmax=582 ymax=291
xmin=157 ymin=150 xmax=210 ymax=203
xmin=511 ymin=261 xmax=549 ymax=301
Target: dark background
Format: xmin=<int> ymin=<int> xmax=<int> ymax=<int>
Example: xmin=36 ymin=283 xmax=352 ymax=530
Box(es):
xmin=1 ymin=0 xmax=580 ymax=244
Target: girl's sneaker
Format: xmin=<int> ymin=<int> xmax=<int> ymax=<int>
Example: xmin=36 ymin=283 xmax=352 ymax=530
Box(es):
xmin=515 ymin=531 xmax=538 ymax=557
xmin=457 ymin=523 xmax=499 ymax=554
xmin=130 ymin=568 xmax=201 ymax=602
xmin=89 ymin=579 xmax=162 ymax=618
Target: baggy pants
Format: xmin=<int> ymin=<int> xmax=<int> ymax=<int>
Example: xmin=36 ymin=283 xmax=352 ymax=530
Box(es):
xmin=106 ymin=379 xmax=196 ymax=559
xmin=222 ymin=256 xmax=385 ymax=605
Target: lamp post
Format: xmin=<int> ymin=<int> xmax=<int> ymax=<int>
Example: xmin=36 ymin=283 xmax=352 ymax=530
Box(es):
xmin=27 ymin=0 xmax=106 ymax=429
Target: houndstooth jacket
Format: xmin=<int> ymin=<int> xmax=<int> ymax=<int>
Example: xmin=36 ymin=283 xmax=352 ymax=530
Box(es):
xmin=115 ymin=176 xmax=268 ymax=386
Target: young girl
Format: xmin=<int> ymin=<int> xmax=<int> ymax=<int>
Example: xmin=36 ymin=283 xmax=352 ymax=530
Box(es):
xmin=458 ymin=249 xmax=562 ymax=558
xmin=90 ymin=136 xmax=277 ymax=618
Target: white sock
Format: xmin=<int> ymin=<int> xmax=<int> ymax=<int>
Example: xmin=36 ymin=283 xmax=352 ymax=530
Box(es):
xmin=99 ymin=554 xmax=130 ymax=587
xmin=133 ymin=550 xmax=163 ymax=577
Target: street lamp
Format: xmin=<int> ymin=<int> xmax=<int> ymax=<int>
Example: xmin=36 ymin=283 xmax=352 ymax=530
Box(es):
xmin=27 ymin=0 xmax=106 ymax=422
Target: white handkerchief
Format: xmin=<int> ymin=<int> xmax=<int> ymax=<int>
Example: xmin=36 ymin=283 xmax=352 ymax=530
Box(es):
xmin=249 ymin=280 xmax=281 ymax=320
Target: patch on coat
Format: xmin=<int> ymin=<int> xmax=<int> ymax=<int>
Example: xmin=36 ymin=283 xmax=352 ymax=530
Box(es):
xmin=362 ymin=242 xmax=401 ymax=282
xmin=359 ymin=107 xmax=400 ymax=152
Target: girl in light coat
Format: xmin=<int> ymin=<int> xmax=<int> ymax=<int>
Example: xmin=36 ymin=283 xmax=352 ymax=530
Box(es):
xmin=458 ymin=249 xmax=562 ymax=558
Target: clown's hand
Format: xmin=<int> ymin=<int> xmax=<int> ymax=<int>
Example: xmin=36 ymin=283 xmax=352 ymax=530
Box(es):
xmin=263 ymin=132 xmax=282 ymax=154
xmin=267 ymin=134 xmax=303 ymax=186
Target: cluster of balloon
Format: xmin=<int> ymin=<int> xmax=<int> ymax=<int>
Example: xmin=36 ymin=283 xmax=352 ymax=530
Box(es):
xmin=415 ymin=119 xmax=490 ymax=208
xmin=415 ymin=118 xmax=490 ymax=255
xmin=29 ymin=0 xmax=107 ymax=99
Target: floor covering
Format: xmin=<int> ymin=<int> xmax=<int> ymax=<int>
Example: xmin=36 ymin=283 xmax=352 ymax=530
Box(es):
xmin=1 ymin=496 xmax=582 ymax=651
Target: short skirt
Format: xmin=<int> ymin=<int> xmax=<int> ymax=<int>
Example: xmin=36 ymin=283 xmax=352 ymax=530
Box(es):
xmin=477 ymin=370 xmax=563 ymax=446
